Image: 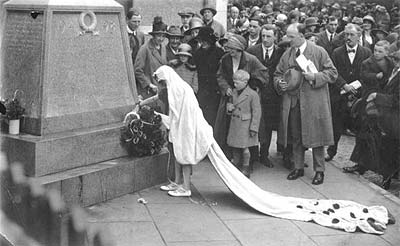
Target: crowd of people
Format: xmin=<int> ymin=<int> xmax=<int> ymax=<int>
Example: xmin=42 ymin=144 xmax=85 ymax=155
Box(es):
xmin=127 ymin=0 xmax=400 ymax=196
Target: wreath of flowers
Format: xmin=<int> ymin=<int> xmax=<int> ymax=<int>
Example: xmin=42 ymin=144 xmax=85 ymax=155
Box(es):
xmin=120 ymin=105 xmax=166 ymax=157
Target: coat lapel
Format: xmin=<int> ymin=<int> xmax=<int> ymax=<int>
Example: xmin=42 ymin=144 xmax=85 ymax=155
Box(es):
xmin=150 ymin=40 xmax=167 ymax=65
xmin=353 ymin=46 xmax=364 ymax=66
xmin=233 ymin=86 xmax=250 ymax=106
xmin=339 ymin=46 xmax=352 ymax=67
xmin=238 ymin=52 xmax=249 ymax=70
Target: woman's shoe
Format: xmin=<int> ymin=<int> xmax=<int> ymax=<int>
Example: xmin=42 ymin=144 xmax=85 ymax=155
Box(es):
xmin=168 ymin=187 xmax=191 ymax=197
xmin=160 ymin=182 xmax=180 ymax=191
xmin=342 ymin=165 xmax=366 ymax=175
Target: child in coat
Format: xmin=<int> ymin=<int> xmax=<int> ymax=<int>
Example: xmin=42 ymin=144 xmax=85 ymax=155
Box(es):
xmin=226 ymin=70 xmax=261 ymax=178
xmin=171 ymin=43 xmax=198 ymax=94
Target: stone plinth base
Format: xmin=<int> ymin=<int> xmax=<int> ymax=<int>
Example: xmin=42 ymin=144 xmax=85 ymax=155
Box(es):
xmin=35 ymin=150 xmax=169 ymax=207
xmin=1 ymin=123 xmax=130 ymax=177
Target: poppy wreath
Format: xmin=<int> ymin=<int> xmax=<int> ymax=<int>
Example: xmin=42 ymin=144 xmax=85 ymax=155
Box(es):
xmin=120 ymin=105 xmax=166 ymax=157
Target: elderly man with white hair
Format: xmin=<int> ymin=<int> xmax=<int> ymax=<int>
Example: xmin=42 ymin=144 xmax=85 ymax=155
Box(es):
xmin=227 ymin=5 xmax=240 ymax=31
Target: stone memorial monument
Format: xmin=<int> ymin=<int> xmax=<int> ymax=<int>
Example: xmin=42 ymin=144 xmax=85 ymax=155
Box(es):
xmin=0 ymin=0 xmax=168 ymax=207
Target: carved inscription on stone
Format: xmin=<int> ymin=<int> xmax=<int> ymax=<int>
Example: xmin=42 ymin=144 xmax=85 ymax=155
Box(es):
xmin=46 ymin=12 xmax=132 ymax=117
xmin=1 ymin=11 xmax=44 ymax=118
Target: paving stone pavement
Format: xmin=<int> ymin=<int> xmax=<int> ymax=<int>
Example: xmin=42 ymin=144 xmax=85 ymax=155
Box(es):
xmin=85 ymin=132 xmax=400 ymax=246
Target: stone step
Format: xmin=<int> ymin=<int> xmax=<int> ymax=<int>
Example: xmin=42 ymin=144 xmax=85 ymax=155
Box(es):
xmin=35 ymin=150 xmax=169 ymax=207
xmin=1 ymin=123 xmax=130 ymax=177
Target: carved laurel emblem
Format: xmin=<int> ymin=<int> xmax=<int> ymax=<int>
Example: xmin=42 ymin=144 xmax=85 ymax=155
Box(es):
xmin=79 ymin=11 xmax=98 ymax=35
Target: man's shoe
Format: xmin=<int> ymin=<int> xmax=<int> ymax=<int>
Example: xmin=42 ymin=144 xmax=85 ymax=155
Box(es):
xmin=260 ymin=157 xmax=274 ymax=168
xmin=160 ymin=182 xmax=180 ymax=191
xmin=312 ymin=172 xmax=324 ymax=185
xmin=342 ymin=165 xmax=365 ymax=175
xmin=168 ymin=187 xmax=191 ymax=197
xmin=287 ymin=169 xmax=304 ymax=180
xmin=324 ymin=154 xmax=334 ymax=162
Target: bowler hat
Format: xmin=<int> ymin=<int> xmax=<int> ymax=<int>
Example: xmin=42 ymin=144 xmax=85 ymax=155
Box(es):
xmin=176 ymin=43 xmax=192 ymax=57
xmin=178 ymin=8 xmax=195 ymax=17
xmin=149 ymin=16 xmax=167 ymax=35
xmin=305 ymin=17 xmax=319 ymax=27
xmin=362 ymin=15 xmax=375 ymax=24
xmin=249 ymin=15 xmax=263 ymax=25
xmin=200 ymin=5 xmax=217 ymax=16
xmin=167 ymin=26 xmax=184 ymax=38
xmin=371 ymin=29 xmax=388 ymax=38
xmin=195 ymin=26 xmax=217 ymax=44
xmin=184 ymin=17 xmax=204 ymax=35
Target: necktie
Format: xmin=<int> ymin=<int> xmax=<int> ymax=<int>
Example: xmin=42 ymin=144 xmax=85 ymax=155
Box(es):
xmin=296 ymin=49 xmax=300 ymax=57
xmin=347 ymin=49 xmax=355 ymax=53
xmin=264 ymin=50 xmax=269 ymax=63
xmin=330 ymin=34 xmax=333 ymax=42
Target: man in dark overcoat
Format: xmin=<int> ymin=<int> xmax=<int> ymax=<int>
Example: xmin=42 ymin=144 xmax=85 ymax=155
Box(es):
xmin=247 ymin=24 xmax=284 ymax=168
xmin=327 ymin=23 xmax=372 ymax=162
xmin=274 ymin=23 xmax=338 ymax=185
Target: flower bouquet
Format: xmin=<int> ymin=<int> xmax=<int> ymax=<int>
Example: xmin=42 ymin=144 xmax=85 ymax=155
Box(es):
xmin=1 ymin=90 xmax=25 ymax=134
xmin=120 ymin=105 xmax=166 ymax=156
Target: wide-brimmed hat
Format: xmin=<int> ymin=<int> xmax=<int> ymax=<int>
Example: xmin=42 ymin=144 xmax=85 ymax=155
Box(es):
xmin=305 ymin=17 xmax=319 ymax=27
xmin=371 ymin=29 xmax=388 ymax=37
xmin=376 ymin=5 xmax=387 ymax=12
xmin=362 ymin=15 xmax=375 ymax=24
xmin=167 ymin=26 xmax=184 ymax=38
xmin=195 ymin=26 xmax=218 ymax=44
xmin=352 ymin=17 xmax=363 ymax=25
xmin=200 ymin=5 xmax=217 ymax=16
xmin=248 ymin=15 xmax=263 ymax=25
xmin=149 ymin=16 xmax=168 ymax=35
xmin=176 ymin=43 xmax=192 ymax=57
xmin=184 ymin=17 xmax=204 ymax=35
xmin=332 ymin=3 xmax=341 ymax=10
xmin=284 ymin=68 xmax=302 ymax=95
xmin=178 ymin=8 xmax=195 ymax=17
xmin=276 ymin=13 xmax=287 ymax=23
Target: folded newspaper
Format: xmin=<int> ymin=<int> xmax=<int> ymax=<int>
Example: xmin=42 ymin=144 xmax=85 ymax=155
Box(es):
xmin=296 ymin=54 xmax=318 ymax=73
xmin=340 ymin=80 xmax=362 ymax=94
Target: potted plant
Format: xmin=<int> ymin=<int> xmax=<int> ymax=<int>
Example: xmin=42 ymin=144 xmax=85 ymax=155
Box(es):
xmin=2 ymin=90 xmax=25 ymax=135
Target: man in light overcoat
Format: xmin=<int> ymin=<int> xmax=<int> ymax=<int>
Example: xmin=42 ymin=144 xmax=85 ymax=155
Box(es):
xmin=274 ymin=23 xmax=338 ymax=185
